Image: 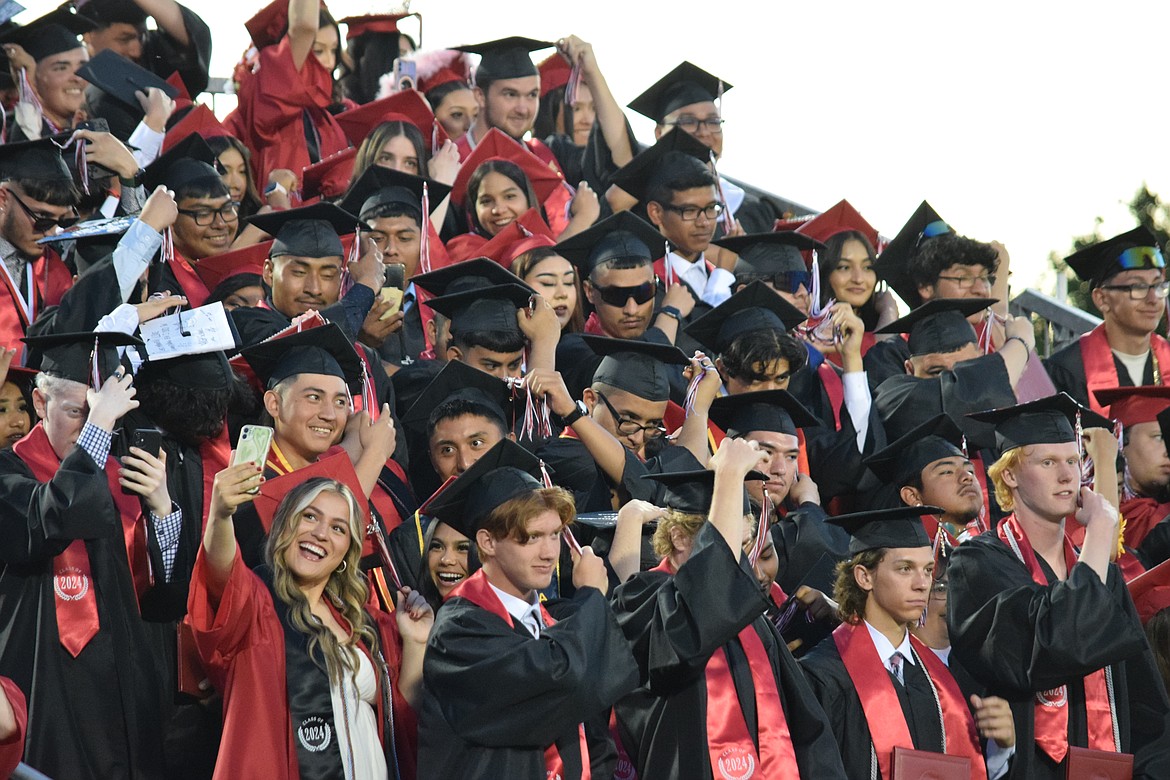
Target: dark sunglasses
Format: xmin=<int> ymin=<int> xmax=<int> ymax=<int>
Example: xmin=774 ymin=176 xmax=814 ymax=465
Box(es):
xmin=8 ymin=189 xmax=79 ymax=232
xmin=768 ymin=271 xmax=811 ymax=294
xmin=592 ymin=280 xmax=657 ymax=307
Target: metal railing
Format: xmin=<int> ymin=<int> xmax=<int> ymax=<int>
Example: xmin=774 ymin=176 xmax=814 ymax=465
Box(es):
xmin=1008 ymin=288 xmax=1101 ymax=357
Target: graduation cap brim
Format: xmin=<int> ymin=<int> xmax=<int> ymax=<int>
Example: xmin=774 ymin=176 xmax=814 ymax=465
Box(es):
xmin=875 ymin=296 xmax=994 ymax=356
xmin=253 ymin=452 xmax=370 ymax=533
xmin=873 ymin=200 xmax=946 ymax=308
xmin=425 ymin=283 xmax=535 ymax=328
xmin=0 ymin=7 xmax=95 ymax=61
xmin=628 ymin=61 xmax=732 ymax=122
xmin=337 ymin=164 xmax=451 ymax=221
xmin=1093 ymin=385 xmax=1170 ymax=426
xmin=76 ymin=49 xmax=178 ymax=112
xmin=401 ymin=358 xmax=512 ymax=432
xmin=334 ymin=90 xmax=445 ymax=149
xmin=244 ymin=0 xmax=288 ymax=49
xmin=1126 ymin=558 xmax=1170 ymax=625
xmin=796 ymin=198 xmax=880 ymax=249
xmin=238 ymin=322 xmax=364 ymax=393
xmin=412 ymin=256 xmax=529 ymax=297
xmin=554 ymin=211 xmax=664 ymax=277
xmin=708 ymin=389 xmax=819 ymax=438
xmin=537 ymin=52 xmax=571 ymax=96
xmin=193 ymin=240 xmax=271 ymax=292
xmin=684 ymin=280 xmax=806 ymax=354
xmin=142 ymin=132 xmax=218 ymax=192
xmin=136 ymin=349 xmax=237 ymax=390
xmin=339 ymin=13 xmax=410 ymax=39
xmin=825 ymin=505 xmax=941 ymax=555
xmin=454 ymin=37 xmax=553 ymax=81
xmin=584 ymin=334 xmax=690 ymax=402
xmin=0 ymin=134 xmax=74 ymax=185
xmin=640 ymin=468 xmax=765 ymax=515
xmin=582 ymin=334 xmax=690 ymax=366
xmin=162 ymin=103 xmax=230 ymax=154
xmin=967 ymin=392 xmax=1112 ymax=451
xmin=22 ymin=330 xmax=142 ymax=385
xmin=247 ymin=203 xmax=360 ymax=258
xmin=477 ymin=208 xmax=555 ymax=267
xmin=609 ymin=127 xmax=711 ymax=203
xmin=449 ymin=127 xmax=563 ymax=206
xmin=864 ymin=413 xmax=967 ymax=485
xmin=1064 ymin=225 xmax=1163 ymax=286
xmin=422 ymin=439 xmax=544 ymax=537
xmin=712 ymin=230 xmax=826 ymax=256
xmin=300 ymin=147 xmax=357 ymax=202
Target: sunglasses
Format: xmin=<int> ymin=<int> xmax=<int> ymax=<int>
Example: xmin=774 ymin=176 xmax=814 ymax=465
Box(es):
xmin=8 ymin=189 xmax=79 ymax=232
xmin=914 ymin=219 xmax=952 ymax=250
xmin=1117 ymin=245 xmax=1166 ymax=270
xmin=768 ymin=270 xmax=811 ymax=294
xmin=591 ymin=280 xmax=657 ymax=307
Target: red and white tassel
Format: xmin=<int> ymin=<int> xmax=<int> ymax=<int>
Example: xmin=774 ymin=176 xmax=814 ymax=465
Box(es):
xmin=747 ymin=491 xmax=772 ymax=567
xmin=420 ymin=183 xmax=432 ymax=274
xmin=541 ymin=459 xmax=582 ymax=555
xmin=708 ymin=150 xmax=734 ymax=234
xmin=797 ymin=253 xmax=839 ymax=346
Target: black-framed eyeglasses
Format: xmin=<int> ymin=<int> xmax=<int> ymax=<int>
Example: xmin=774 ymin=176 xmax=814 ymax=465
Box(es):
xmin=663 ymin=202 xmax=724 ymax=222
xmin=1099 ymin=280 xmax=1170 ymax=300
xmin=936 ymin=273 xmax=997 ymax=289
xmin=595 ymin=391 xmax=666 ymax=438
xmin=591 ymin=280 xmax=657 ymax=307
xmin=177 ymin=201 xmax=240 ymax=226
xmin=664 ymin=116 xmax=724 ymax=133
xmin=7 ymin=189 xmax=79 ymax=232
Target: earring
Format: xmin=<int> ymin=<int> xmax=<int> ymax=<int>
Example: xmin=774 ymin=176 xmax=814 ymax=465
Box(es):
xmin=337 ymin=560 xmax=347 ymax=573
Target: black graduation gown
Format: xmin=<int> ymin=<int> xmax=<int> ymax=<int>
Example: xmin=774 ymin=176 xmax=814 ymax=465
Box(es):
xmin=770 ymin=502 xmax=850 ymax=596
xmin=799 ymin=633 xmax=946 ymax=779
xmin=375 ymin=292 xmax=427 ymax=370
xmin=26 ymin=255 xmax=125 ymax=338
xmin=417 ymin=585 xmax=639 ymax=779
xmin=0 ymin=447 xmax=166 ymax=779
xmin=611 ymin=523 xmax=846 ymax=779
xmin=947 ymin=531 xmax=1170 ymax=780
xmin=863 ymin=336 xmax=911 ymax=393
xmin=1043 ymin=339 xmax=1154 ymax=410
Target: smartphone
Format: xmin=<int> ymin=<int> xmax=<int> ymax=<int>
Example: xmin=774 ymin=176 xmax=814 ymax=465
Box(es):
xmin=379 ymin=263 xmax=406 ymax=320
xmin=231 ymin=425 xmax=274 ymax=493
xmin=131 ymin=429 xmax=162 ymax=458
xmin=392 ymin=57 xmax=416 ymax=92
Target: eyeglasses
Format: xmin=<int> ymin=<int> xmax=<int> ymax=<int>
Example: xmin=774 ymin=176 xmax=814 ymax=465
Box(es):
xmin=1117 ymin=245 xmax=1166 ymax=270
xmin=664 ymin=116 xmax=724 ymax=133
xmin=595 ymin=391 xmax=666 ymax=438
xmin=591 ymin=280 xmax=657 ymax=307
xmin=914 ymin=219 xmax=952 ymax=250
xmin=936 ymin=273 xmax=997 ymax=289
xmin=663 ymin=202 xmax=725 ymax=222
xmin=177 ymin=201 xmax=240 ymax=226
xmin=1099 ymin=280 xmax=1170 ymax=300
xmin=7 ymin=189 xmax=79 ymax=232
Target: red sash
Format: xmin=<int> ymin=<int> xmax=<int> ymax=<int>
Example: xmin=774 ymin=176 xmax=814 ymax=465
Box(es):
xmin=826 ymin=331 xmax=876 ymax=367
xmin=168 ymin=252 xmax=211 ymax=308
xmin=1080 ymin=324 xmax=1170 ymax=416
xmin=0 ymin=250 xmax=72 ymax=363
xmin=451 ymin=570 xmax=591 ymax=779
xmin=832 ymin=621 xmax=987 ymax=780
xmin=996 ymin=514 xmax=1117 ymax=762
xmin=1118 ymin=496 xmax=1170 ymax=550
xmin=651 ymin=558 xmax=799 ymax=780
xmin=816 ymin=362 xmax=844 ymax=431
xmin=198 ymin=428 xmax=232 ymax=532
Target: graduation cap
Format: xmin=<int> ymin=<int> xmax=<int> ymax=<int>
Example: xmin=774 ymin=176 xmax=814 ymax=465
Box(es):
xmin=76 ymin=49 xmax=178 ymax=112
xmin=478 ymin=209 xmax=556 ymax=269
xmin=193 ymin=240 xmax=271 ymax=292
xmin=873 ymin=200 xmax=949 ymax=308
xmin=334 ymin=90 xmax=447 ymax=149
xmin=712 ymin=231 xmax=826 ymax=276
xmin=426 ymin=283 xmax=533 ymax=337
xmin=684 ymin=280 xmax=807 ymax=354
xmin=628 ymin=61 xmax=732 ymax=123
xmin=253 ymin=451 xmax=370 ymax=533
xmin=0 ymin=136 xmax=74 ymax=186
xmin=300 ymin=147 xmax=357 ymax=202
xmin=875 ymin=297 xmax=992 ymax=357
xmin=162 ymin=104 xmax=230 ymax=154
xmin=401 ymin=358 xmax=512 ymax=433
xmin=248 ymin=203 xmax=360 ymax=260
xmin=1 ymin=364 xmax=37 ymax=395
xmin=419 ymin=63 xmax=469 ymax=93
xmin=864 ymin=413 xmax=967 ymax=486
xmin=244 ymin=0 xmax=289 ymax=49
xmin=136 ymin=349 xmax=236 ymax=391
xmin=1093 ymin=385 xmax=1170 ymax=427
xmin=640 ymin=468 xmax=764 ymax=515
xmin=1126 ymin=558 xmax=1170 ymax=626
xmin=609 ymin=128 xmax=712 ymax=203
xmin=412 ymin=256 xmax=530 ymax=297
xmin=454 ymin=37 xmax=553 ymax=83
xmin=796 ymin=198 xmax=880 ymax=250
xmin=0 ymin=6 xmax=95 ymax=62
xmin=1064 ymin=226 xmax=1164 ymax=288
xmin=967 ymin=392 xmax=1112 ymax=453
xmin=537 ymin=52 xmax=570 ymax=97
xmin=424 ymin=438 xmax=544 ymax=536
xmin=708 ymin=389 xmax=819 ymax=438
xmin=77 ymin=0 xmax=150 ymax=26
xmin=338 ymin=164 xmax=450 ymax=223
xmin=238 ymin=322 xmax=363 ymax=394
xmin=449 ymin=127 xmax=564 ymax=207
xmin=555 ymin=211 xmax=663 ymax=278
xmin=141 ymin=132 xmax=218 ymax=192
xmin=21 ymin=330 xmax=140 ymax=386
xmin=826 ymin=505 xmax=940 ymax=556
xmin=584 ymin=334 xmax=690 ymax=402
xmin=338 ymin=13 xmax=410 ymax=40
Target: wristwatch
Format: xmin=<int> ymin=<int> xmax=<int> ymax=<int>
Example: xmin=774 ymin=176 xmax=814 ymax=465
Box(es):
xmin=658 ymin=305 xmax=682 ymax=321
xmin=560 ymin=400 xmax=588 ymax=426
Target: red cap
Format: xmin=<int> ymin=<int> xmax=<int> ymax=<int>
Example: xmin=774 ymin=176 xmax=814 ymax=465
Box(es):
xmin=450 ymin=127 xmax=564 ymax=207
xmin=252 ymin=451 xmax=370 ymax=533
xmin=1127 ymin=558 xmax=1170 ymax=625
xmin=333 ymin=90 xmax=448 ymax=150
xmin=796 ymin=199 xmax=880 ymax=250
xmin=774 ymin=215 xmax=812 ymax=232
xmin=163 ymin=104 xmax=230 ymax=154
xmin=1093 ymin=385 xmax=1170 ymax=427
xmin=301 ymin=147 xmax=357 ymax=201
xmin=245 ymin=0 xmax=302 ymax=49
xmin=192 ymin=240 xmax=271 ymax=292
xmin=537 ymin=52 xmax=571 ymax=97
xmin=477 ymin=208 xmax=556 ymax=269
xmin=419 ymin=65 xmax=467 ymax=93
xmin=165 ymin=71 xmax=192 ymax=101
xmin=338 ymin=13 xmax=408 ymax=40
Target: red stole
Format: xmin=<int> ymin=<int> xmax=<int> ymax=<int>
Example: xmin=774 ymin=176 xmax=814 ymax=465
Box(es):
xmin=832 ymin=621 xmax=987 ymax=780
xmin=996 ymin=514 xmax=1117 ymax=762
xmin=0 ymin=249 xmax=72 ymax=363
xmin=450 ymin=570 xmax=591 ymax=779
xmin=826 ymin=331 xmax=876 ymax=367
xmin=527 ymin=138 xmax=571 ymax=236
xmin=198 ymin=428 xmax=232 ymax=531
xmin=651 ymin=558 xmax=799 ymax=780
xmin=1118 ymin=496 xmax=1170 ymax=550
xmin=1080 ymin=324 xmax=1170 ymax=416
xmin=13 ymin=423 xmax=149 ymax=656
xmin=168 ymin=251 xmax=211 ymax=308
xmin=652 ymin=255 xmax=716 ymax=293
xmin=583 ymin=312 xmax=607 ymax=335
xmin=816 ymin=362 xmax=845 ymax=431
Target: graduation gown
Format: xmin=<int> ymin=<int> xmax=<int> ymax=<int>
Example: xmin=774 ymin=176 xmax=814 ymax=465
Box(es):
xmin=611 ymin=523 xmax=845 ymax=779
xmin=417 ymin=574 xmax=638 ymax=779
xmin=0 ymin=246 xmax=72 ymax=364
xmin=769 ymin=502 xmax=850 ymax=596
xmin=1044 ymin=327 xmax=1167 ymax=411
xmin=0 ymin=676 xmax=25 ymax=778
xmin=947 ymin=530 xmax=1170 ymax=780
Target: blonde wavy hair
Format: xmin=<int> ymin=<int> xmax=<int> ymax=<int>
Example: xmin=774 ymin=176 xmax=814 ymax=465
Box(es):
xmin=986 ymin=447 xmax=1024 ymax=512
xmin=265 ymin=477 xmax=380 ymax=685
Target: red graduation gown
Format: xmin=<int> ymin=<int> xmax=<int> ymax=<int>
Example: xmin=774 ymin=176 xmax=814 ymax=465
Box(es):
xmin=0 ymin=676 xmax=25 ymax=778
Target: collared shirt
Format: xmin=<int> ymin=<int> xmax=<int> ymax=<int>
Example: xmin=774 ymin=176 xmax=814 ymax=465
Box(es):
xmin=489 ymin=581 xmax=544 ymax=639
xmin=864 ymin=620 xmax=917 ymax=675
xmin=665 ymin=250 xmax=734 ymax=308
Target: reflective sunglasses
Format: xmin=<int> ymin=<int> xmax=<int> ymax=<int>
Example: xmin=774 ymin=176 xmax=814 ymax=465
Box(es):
xmin=1117 ymin=245 xmax=1166 ymax=270
xmin=592 ymin=280 xmax=657 ymax=307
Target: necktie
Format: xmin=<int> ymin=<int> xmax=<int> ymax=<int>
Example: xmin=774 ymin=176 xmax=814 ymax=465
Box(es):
xmin=523 ymin=606 xmax=543 ymax=638
xmin=889 ymin=651 xmax=905 ymax=685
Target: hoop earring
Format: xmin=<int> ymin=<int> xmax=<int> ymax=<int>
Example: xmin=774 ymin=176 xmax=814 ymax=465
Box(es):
xmin=337 ymin=560 xmax=347 ymax=573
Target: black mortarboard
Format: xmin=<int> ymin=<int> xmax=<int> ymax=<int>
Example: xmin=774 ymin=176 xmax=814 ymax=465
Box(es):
xmin=628 ymin=61 xmax=732 ymax=123
xmin=1064 ymin=226 xmax=1164 ymax=288
xmin=136 ymin=350 xmax=236 ymax=391
xmin=238 ymin=323 xmax=363 ymax=394
xmin=826 ymin=506 xmax=939 ymax=555
xmin=412 ymin=257 xmax=528 ymax=297
xmin=875 ymin=297 xmax=992 ymax=356
xmin=141 ymin=132 xmax=218 ymax=192
xmin=248 ymin=203 xmax=360 ymax=259
xmin=641 ymin=468 xmax=763 ymax=515
xmin=708 ymin=389 xmax=819 ymax=438
xmin=609 ymin=128 xmax=711 ymax=203
xmin=76 ymin=49 xmax=178 ymax=112
xmin=338 ymin=165 xmax=451 ymax=223
xmin=455 ymin=37 xmax=553 ymax=83
xmin=426 ymin=283 xmax=533 ymax=337
xmin=555 ymin=211 xmax=663 ymax=278
xmin=78 ymin=0 xmax=150 ymax=26
xmin=423 ymin=439 xmax=544 ymax=537
xmin=873 ymin=200 xmax=948 ymax=308
xmin=0 ymin=136 xmax=74 ymax=185
xmin=0 ymin=6 xmax=95 ymax=61
xmin=713 ymin=231 xmax=826 ymax=276
xmin=21 ymin=330 xmax=140 ymax=386
xmin=864 ymin=413 xmax=967 ymax=486
xmin=584 ymin=334 xmax=690 ymax=402
xmin=685 ymin=281 xmax=807 ymax=354
xmin=401 ymin=358 xmax=512 ymax=433
xmin=967 ymin=392 xmax=1112 ymax=453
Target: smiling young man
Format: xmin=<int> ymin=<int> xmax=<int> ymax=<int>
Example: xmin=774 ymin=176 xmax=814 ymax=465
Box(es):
xmin=1045 ymin=226 xmax=1170 ymax=415
xmin=948 ymin=394 xmax=1170 ymax=780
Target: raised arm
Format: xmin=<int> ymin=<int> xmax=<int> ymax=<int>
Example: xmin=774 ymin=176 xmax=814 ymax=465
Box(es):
xmin=557 ymin=36 xmax=633 ymax=168
xmin=202 ymin=462 xmax=262 ymax=600
xmin=286 ymin=0 xmax=319 ymax=71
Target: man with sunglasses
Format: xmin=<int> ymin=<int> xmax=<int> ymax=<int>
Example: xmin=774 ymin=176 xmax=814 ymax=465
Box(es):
xmin=1045 ymin=226 xmax=1170 ymax=414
